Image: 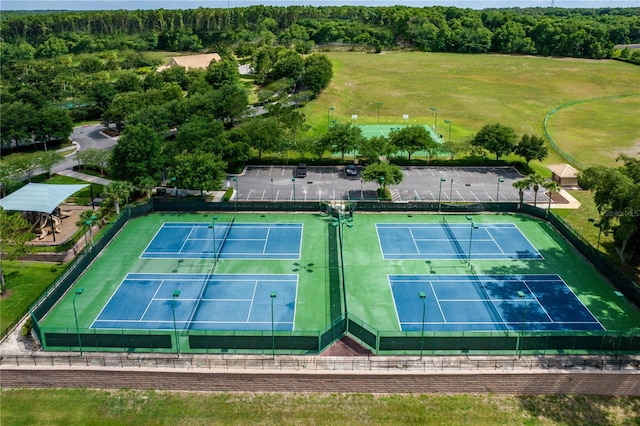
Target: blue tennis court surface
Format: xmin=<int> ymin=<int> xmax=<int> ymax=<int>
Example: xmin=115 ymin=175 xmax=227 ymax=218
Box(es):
xmin=141 ymin=222 xmax=302 ymax=260
xmin=376 ymin=223 xmax=542 ymax=260
xmin=92 ymin=273 xmax=297 ymax=331
xmin=390 ymin=274 xmax=603 ymax=332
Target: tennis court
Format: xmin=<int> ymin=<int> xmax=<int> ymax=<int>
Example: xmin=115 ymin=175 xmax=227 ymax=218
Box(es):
xmin=141 ymin=222 xmax=303 ymax=260
xmin=358 ymin=124 xmax=440 ymax=141
xmin=390 ymin=274 xmax=604 ymax=332
xmin=92 ymin=273 xmax=297 ymax=331
xmin=376 ymin=221 xmax=542 ymax=260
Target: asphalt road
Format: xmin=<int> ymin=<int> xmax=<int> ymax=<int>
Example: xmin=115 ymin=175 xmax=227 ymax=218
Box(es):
xmin=52 ymin=124 xmax=118 ymax=174
xmin=227 ymin=165 xmax=544 ymax=204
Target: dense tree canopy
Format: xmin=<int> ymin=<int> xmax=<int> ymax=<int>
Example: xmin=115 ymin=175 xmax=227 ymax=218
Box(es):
xmin=579 ymin=155 xmax=640 ymax=265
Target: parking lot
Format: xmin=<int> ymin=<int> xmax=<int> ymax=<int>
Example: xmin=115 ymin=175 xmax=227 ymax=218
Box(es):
xmin=225 ymin=165 xmax=546 ymax=204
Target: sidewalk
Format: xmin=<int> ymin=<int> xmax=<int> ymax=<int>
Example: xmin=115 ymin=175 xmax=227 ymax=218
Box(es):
xmin=57 ymin=169 xmax=113 ymax=186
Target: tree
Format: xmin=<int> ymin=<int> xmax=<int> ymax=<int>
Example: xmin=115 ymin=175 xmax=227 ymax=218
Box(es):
xmin=271 ymin=49 xmax=304 ymax=82
xmin=137 ymin=176 xmax=157 ymax=200
xmin=389 ymin=125 xmax=430 ymax=161
xmin=205 ymin=59 xmax=240 ymax=89
xmin=34 ymin=151 xmax=64 ymax=178
xmin=361 ymin=161 xmax=404 ymax=192
xmin=525 ymin=173 xmax=546 ymax=207
xmin=442 ymin=139 xmax=471 ymax=160
xmin=239 ymin=117 xmax=283 ymax=159
xmin=102 ymin=181 xmax=135 ymax=217
xmin=302 ymin=54 xmax=333 ymax=97
xmin=0 ymin=101 xmax=35 ymax=150
xmin=542 ymin=179 xmax=561 ymax=216
xmin=77 ymin=148 xmax=111 ymax=175
xmin=579 ymin=155 xmax=640 ymax=264
xmin=472 ymin=123 xmax=517 ymax=161
xmin=109 ymin=124 xmax=163 ymax=182
xmin=0 ymin=208 xmax=35 ymax=295
xmin=515 ymin=134 xmax=548 ymax=165
xmin=172 ymin=152 xmax=226 ymax=196
xmin=358 ymin=135 xmax=391 ymax=163
xmin=512 ymin=179 xmax=530 ymax=209
xmin=33 ymin=106 xmax=73 ymax=150
xmin=321 ymin=123 xmax=364 ymax=161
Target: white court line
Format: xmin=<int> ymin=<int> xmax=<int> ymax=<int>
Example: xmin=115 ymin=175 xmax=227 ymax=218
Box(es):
xmin=522 ymin=280 xmax=554 ymax=323
xmin=177 ymin=225 xmax=197 ymax=253
xmin=430 ymin=280 xmax=447 ymax=322
xmin=246 ymin=280 xmax=259 ymax=322
xmin=141 ymin=280 xmax=164 ymax=322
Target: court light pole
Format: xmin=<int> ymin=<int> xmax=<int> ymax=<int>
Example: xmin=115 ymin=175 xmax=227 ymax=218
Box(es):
xmin=496 ymin=177 xmax=505 ymax=203
xmin=72 ymin=288 xmax=84 ymax=355
xmin=465 ymin=215 xmax=478 ymax=266
xmin=271 ymin=291 xmax=277 ymax=359
xmin=232 ymin=177 xmax=239 ymax=211
xmin=588 ymin=218 xmax=604 ymax=251
xmin=172 ymin=290 xmax=181 ymax=357
xmin=449 ymin=179 xmax=454 ymax=202
xmin=327 ymin=106 xmax=335 ymax=129
xmin=84 ymin=215 xmax=97 ymax=249
xmin=375 ymin=102 xmax=383 ymax=124
xmin=443 ymin=119 xmax=452 ymax=142
xmin=379 ymin=176 xmax=385 ymax=200
xmin=430 ymin=107 xmax=437 ymax=135
xmin=437 ymin=177 xmax=446 ymax=212
xmin=517 ymin=290 xmax=527 ymax=359
xmin=614 ymin=290 xmax=626 ymax=356
xmin=291 ymin=177 xmax=296 ymax=203
xmin=419 ymin=291 xmax=426 ymax=360
xmin=270 ymin=178 xmax=274 ymax=202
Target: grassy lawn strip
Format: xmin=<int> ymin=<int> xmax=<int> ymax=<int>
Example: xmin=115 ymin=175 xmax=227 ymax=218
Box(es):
xmin=0 ymin=261 xmax=65 ymax=336
xmin=1 ymin=389 xmax=639 ymax=425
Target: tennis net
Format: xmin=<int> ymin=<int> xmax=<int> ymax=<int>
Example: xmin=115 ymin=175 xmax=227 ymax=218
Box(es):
xmin=214 ymin=215 xmax=234 ymax=263
xmin=441 ymin=216 xmax=465 ymax=260
xmin=187 ymin=216 xmax=235 ymax=329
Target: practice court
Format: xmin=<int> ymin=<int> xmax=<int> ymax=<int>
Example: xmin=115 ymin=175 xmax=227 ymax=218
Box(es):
xmin=376 ymin=222 xmax=542 ymax=260
xmin=141 ymin=222 xmax=302 ymax=260
xmin=390 ymin=274 xmax=604 ymax=332
xmin=93 ymin=273 xmax=297 ymax=331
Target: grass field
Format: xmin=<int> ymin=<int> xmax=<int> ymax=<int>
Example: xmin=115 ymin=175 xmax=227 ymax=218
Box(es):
xmin=2 ymin=389 xmax=639 ymax=425
xmin=0 ymin=262 xmax=65 ymax=336
xmin=38 ymin=212 xmax=639 ymax=354
xmin=301 ymin=52 xmax=640 ymax=167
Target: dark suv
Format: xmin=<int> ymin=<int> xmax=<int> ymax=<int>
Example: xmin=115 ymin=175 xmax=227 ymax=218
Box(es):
xmin=295 ymin=163 xmax=308 ymax=178
xmin=346 ymin=164 xmax=358 ymax=176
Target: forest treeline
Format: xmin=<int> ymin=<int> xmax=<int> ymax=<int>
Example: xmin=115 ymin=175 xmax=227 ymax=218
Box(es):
xmin=1 ymin=6 xmax=640 ymax=61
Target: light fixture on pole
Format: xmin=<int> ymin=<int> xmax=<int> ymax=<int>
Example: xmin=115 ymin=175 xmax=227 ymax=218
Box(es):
xmin=443 ymin=119 xmax=452 ymax=142
xmin=419 ymin=291 xmax=426 ymax=360
xmin=375 ymin=102 xmax=383 ymax=124
xmin=72 ymin=288 xmax=84 ymax=355
xmin=588 ymin=218 xmax=604 ymax=251
xmin=496 ymin=177 xmax=505 ymax=203
xmin=327 ymin=107 xmax=335 ymax=129
xmin=437 ymin=177 xmax=446 ymax=212
xmin=430 ymin=107 xmax=437 ymax=134
xmin=614 ymin=290 xmax=626 ymax=356
xmin=517 ymin=290 xmax=527 ymax=358
xmin=172 ymin=290 xmax=181 ymax=357
xmin=232 ymin=177 xmax=238 ymax=211
xmin=449 ymin=179 xmax=454 ymax=202
xmin=360 ymin=179 xmax=363 ymax=200
xmin=271 ymin=291 xmax=277 ymax=359
xmin=270 ymin=178 xmax=274 ymax=202
xmin=291 ymin=177 xmax=296 ymax=203
xmin=465 ymin=215 xmax=478 ymax=266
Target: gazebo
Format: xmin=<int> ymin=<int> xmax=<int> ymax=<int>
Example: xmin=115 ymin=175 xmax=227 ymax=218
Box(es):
xmin=0 ymin=183 xmax=91 ymax=242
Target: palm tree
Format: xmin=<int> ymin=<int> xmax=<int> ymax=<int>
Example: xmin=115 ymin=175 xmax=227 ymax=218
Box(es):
xmin=542 ymin=179 xmax=562 ymax=217
xmin=137 ymin=176 xmax=157 ymax=201
xmin=512 ymin=179 xmax=531 ymax=209
xmin=525 ymin=173 xmax=547 ymax=207
xmin=102 ymin=180 xmax=134 ymax=217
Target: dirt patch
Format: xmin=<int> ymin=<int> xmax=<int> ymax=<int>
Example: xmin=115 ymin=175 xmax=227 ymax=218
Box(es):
xmin=1 ymin=289 xmax=14 ymax=301
xmin=547 ymin=191 xmax=570 ymax=205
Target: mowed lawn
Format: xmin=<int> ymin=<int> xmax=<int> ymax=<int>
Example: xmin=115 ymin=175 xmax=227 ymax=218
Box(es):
xmin=302 ymin=52 xmax=640 ymax=167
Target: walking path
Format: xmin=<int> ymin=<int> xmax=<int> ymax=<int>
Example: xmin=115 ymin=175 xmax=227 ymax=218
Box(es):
xmin=57 ymin=169 xmax=113 ymax=186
